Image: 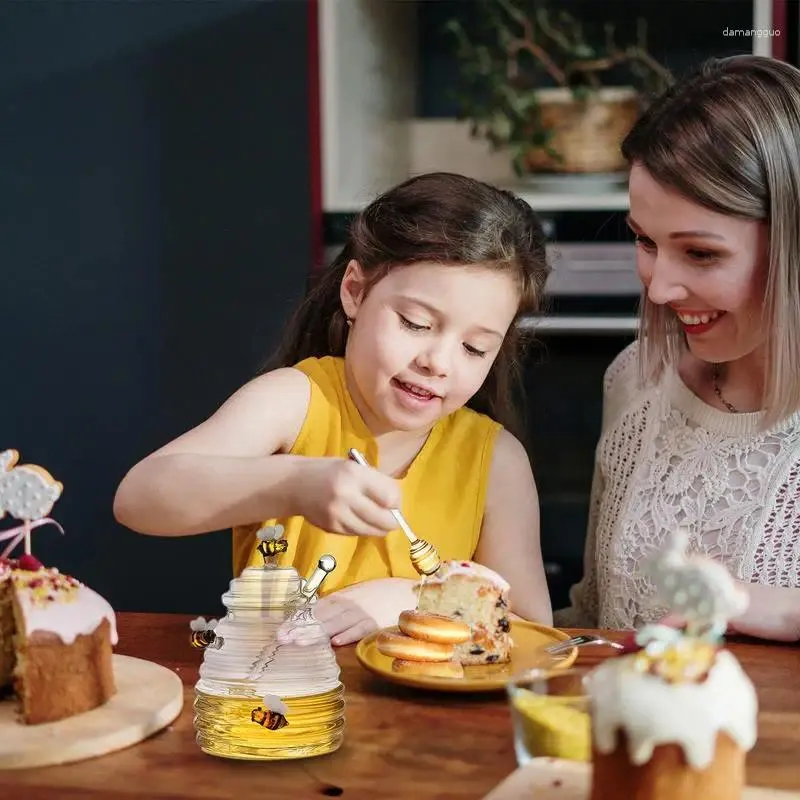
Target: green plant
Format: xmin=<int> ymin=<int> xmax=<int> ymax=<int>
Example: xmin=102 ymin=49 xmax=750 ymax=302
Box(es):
xmin=446 ymin=0 xmax=673 ymax=175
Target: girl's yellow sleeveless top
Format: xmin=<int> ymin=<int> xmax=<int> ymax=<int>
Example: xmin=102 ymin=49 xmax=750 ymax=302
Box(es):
xmin=231 ymin=356 xmax=502 ymax=595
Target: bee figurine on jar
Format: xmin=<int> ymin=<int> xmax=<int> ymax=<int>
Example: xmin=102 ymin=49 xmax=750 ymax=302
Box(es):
xmin=256 ymin=524 xmax=289 ymax=562
xmin=251 ymin=694 xmax=289 ymax=730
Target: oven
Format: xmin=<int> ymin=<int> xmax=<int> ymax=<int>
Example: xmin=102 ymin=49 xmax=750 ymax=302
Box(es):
xmin=518 ymin=238 xmax=640 ymax=610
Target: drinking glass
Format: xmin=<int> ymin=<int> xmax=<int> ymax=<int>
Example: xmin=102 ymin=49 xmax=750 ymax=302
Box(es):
xmin=506 ymin=667 xmax=592 ymax=766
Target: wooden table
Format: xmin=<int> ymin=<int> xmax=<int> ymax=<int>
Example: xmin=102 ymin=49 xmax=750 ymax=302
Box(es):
xmin=2 ymin=613 xmax=799 ymax=799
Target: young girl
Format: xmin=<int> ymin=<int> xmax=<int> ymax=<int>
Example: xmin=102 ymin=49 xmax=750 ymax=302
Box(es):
xmin=114 ymin=171 xmax=553 ymax=644
xmin=555 ymin=55 xmax=800 ymax=642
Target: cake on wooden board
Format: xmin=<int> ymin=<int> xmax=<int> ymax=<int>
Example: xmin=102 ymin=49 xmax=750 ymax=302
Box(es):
xmin=585 ymin=528 xmax=758 ymax=800
xmin=415 ymin=559 xmax=511 ymax=665
xmin=0 ymin=449 xmax=118 ymax=725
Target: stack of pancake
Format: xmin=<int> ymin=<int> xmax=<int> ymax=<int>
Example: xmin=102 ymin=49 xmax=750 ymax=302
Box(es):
xmin=375 ymin=609 xmax=471 ymax=678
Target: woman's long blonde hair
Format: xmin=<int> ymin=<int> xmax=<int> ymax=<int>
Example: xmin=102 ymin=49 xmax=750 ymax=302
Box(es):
xmin=621 ymin=55 xmax=800 ymax=428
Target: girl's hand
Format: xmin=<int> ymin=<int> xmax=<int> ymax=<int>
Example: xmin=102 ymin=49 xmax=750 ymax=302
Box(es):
xmin=279 ymin=578 xmax=418 ymax=647
xmin=296 ymin=458 xmax=402 ymax=537
xmin=313 ymin=593 xmax=380 ymax=646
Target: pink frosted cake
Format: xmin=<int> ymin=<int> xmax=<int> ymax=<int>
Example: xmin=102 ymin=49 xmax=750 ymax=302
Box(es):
xmin=0 ymin=448 xmax=119 ymax=724
xmin=0 ymin=553 xmax=118 ymax=724
xmin=415 ymin=559 xmax=511 ymax=665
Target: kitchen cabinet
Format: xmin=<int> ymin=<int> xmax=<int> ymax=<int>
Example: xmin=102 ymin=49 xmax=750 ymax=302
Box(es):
xmin=318 ymin=0 xmax=786 ymax=215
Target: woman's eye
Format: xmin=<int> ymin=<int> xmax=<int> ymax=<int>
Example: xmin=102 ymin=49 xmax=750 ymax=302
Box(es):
xmin=687 ymin=249 xmax=718 ymax=263
xmin=464 ymin=344 xmax=487 ymax=358
xmin=399 ymin=315 xmax=427 ymax=332
xmin=634 ymin=234 xmax=656 ymax=251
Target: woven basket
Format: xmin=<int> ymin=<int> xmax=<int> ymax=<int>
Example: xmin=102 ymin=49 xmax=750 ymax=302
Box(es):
xmin=523 ymin=87 xmax=641 ymax=174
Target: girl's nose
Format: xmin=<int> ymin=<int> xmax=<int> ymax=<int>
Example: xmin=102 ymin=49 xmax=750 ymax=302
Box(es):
xmin=415 ymin=340 xmax=451 ymax=377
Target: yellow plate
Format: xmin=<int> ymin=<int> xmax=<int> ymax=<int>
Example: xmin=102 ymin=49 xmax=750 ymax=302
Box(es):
xmin=355 ymin=619 xmax=578 ymax=693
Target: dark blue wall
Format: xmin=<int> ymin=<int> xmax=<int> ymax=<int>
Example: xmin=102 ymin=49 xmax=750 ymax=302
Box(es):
xmin=1 ymin=1 xmax=313 ymax=614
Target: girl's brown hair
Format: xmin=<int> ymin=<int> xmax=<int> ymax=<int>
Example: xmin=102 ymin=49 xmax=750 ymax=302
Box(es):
xmin=267 ymin=172 xmax=549 ymax=439
xmin=621 ymin=55 xmax=800 ymax=427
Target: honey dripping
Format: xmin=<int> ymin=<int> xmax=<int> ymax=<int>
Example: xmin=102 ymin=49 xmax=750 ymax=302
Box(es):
xmin=416 ymin=575 xmax=426 ymax=606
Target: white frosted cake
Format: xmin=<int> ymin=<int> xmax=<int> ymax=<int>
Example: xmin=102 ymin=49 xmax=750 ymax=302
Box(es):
xmin=415 ymin=559 xmax=511 ymax=665
xmin=585 ymin=528 xmax=759 ymax=800
xmin=0 ymin=449 xmax=117 ymax=725
xmin=0 ymin=554 xmax=118 ymax=724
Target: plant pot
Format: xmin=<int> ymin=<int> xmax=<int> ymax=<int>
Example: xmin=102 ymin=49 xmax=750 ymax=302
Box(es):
xmin=523 ymin=87 xmax=640 ymax=175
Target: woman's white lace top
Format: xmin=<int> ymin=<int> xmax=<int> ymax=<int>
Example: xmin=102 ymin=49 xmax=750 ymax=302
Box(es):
xmin=554 ymin=341 xmax=800 ymax=629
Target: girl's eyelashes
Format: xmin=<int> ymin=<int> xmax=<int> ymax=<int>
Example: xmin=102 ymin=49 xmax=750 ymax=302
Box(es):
xmin=398 ymin=314 xmax=428 ymax=332
xmin=398 ymin=314 xmax=488 ymax=358
xmin=464 ymin=344 xmax=487 ymax=358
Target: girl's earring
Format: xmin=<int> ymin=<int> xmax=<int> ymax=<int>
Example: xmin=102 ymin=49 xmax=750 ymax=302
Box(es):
xmin=346 ymin=316 xmax=353 ymax=328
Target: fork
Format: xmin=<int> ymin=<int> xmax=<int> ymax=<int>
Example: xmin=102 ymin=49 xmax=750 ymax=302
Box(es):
xmin=544 ymin=634 xmax=625 ymax=656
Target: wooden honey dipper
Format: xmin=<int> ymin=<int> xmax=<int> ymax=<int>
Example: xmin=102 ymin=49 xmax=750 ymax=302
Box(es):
xmin=347 ymin=448 xmax=441 ymax=576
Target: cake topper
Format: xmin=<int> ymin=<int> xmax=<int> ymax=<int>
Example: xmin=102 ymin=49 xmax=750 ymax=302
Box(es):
xmin=256 ymin=524 xmax=289 ymax=565
xmin=251 ymin=693 xmax=289 ymax=730
xmin=645 ymin=527 xmax=749 ymax=642
xmin=189 ymin=616 xmax=224 ymax=650
xmin=0 ymin=449 xmax=65 ymax=558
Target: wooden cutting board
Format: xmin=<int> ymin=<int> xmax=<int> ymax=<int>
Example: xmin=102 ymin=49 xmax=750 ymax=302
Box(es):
xmin=484 ymin=758 xmax=800 ymax=799
xmin=0 ymin=654 xmax=184 ymax=769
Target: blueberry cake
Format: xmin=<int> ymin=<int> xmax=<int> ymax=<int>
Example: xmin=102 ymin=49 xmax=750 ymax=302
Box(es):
xmin=415 ymin=560 xmax=511 ymax=665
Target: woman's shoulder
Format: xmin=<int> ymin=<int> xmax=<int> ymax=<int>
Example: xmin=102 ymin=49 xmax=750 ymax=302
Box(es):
xmin=603 ymin=339 xmax=640 ymax=396
xmin=598 ymin=339 xmax=672 ymax=437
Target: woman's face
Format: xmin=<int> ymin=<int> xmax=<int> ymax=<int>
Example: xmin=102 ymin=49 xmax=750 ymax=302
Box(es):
xmin=628 ymin=163 xmax=768 ymax=366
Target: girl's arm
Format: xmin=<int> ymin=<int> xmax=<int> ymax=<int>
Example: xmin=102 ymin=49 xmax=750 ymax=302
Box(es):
xmin=114 ymin=368 xmax=402 ymax=538
xmin=728 ymin=582 xmax=800 ymax=642
xmin=473 ymin=429 xmax=553 ymax=626
xmin=113 ymin=367 xmax=312 ymax=535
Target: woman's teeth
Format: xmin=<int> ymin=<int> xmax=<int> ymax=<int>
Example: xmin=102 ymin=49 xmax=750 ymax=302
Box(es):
xmin=676 ymin=310 xmax=722 ymax=325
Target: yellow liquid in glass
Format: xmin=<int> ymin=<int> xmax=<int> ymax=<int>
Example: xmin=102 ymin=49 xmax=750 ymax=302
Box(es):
xmin=193 ymin=685 xmax=346 ymax=760
xmin=511 ymin=689 xmax=591 ymax=762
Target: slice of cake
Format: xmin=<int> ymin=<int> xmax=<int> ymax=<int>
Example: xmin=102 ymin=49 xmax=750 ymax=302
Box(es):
xmin=0 ymin=448 xmax=119 ymax=724
xmin=0 ymin=553 xmax=118 ymax=724
xmin=0 ymin=559 xmax=15 ymax=695
xmin=415 ymin=560 xmax=511 ymax=665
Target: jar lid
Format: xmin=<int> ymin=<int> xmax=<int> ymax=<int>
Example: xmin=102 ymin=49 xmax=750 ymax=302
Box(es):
xmin=221 ymin=565 xmax=304 ymax=611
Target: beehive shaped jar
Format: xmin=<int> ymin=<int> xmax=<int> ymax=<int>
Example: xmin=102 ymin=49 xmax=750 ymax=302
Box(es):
xmin=192 ymin=552 xmax=345 ymax=760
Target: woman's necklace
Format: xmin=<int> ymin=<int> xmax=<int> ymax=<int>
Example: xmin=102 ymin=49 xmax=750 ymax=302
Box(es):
xmin=712 ymin=362 xmax=739 ymax=413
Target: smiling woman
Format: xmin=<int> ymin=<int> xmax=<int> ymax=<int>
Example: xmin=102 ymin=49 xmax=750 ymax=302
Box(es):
xmin=114 ymin=171 xmax=555 ymax=645
xmin=554 ymin=55 xmax=800 ymax=644
xmin=625 ymin=169 xmax=770 ymax=409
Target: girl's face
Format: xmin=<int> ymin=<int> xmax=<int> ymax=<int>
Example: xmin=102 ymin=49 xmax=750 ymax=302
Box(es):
xmin=628 ymin=163 xmax=768 ymax=366
xmin=340 ymin=260 xmax=519 ymax=434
